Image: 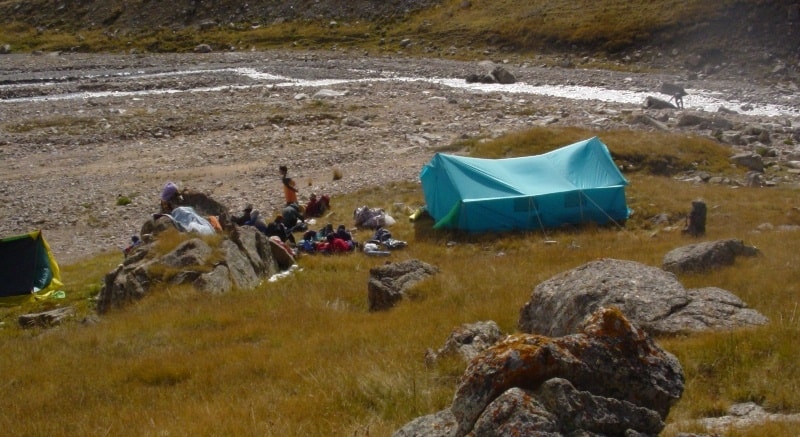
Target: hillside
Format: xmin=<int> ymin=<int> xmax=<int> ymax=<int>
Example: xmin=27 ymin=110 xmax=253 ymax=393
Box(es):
xmin=1 ymin=0 xmax=798 ymax=80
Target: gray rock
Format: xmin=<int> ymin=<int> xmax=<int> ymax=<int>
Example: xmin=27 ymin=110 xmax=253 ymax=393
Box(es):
xmin=470 ymin=387 xmax=558 ymax=436
xmin=463 ymin=62 xmax=516 ymax=84
xmin=19 ymin=306 xmax=75 ymax=328
xmin=140 ymin=215 xmax=178 ymax=238
xmin=161 ymin=238 xmax=213 ymax=268
xmin=343 ymin=116 xmax=370 ymax=127
xmin=518 ymin=258 xmax=766 ymax=337
xmin=745 ymin=171 xmax=763 ymax=187
xmin=220 ymin=238 xmax=260 ymax=290
xmin=730 ymin=152 xmax=765 ymax=172
xmin=535 ymin=378 xmax=664 ymax=435
xmin=464 ymin=72 xmax=496 ymax=84
xmin=233 ymin=226 xmax=277 ymax=277
xmin=194 ymin=44 xmax=213 ymax=53
xmin=425 ymin=320 xmax=505 ymax=366
xmin=491 ymin=66 xmax=516 ymax=84
xmin=677 ymin=113 xmax=733 ymax=130
xmin=172 ymin=189 xmax=232 ymax=220
xmin=367 ymin=259 xmax=438 ymax=311
xmin=629 ymin=113 xmax=670 ymax=130
xmin=720 ymin=130 xmax=744 ymax=145
xmin=662 ymin=239 xmax=760 ymax=274
xmin=312 ymin=88 xmax=348 ymax=99
xmin=194 ymin=264 xmax=233 ymax=294
xmin=665 ymin=287 xmax=769 ymax=331
xmin=392 ymin=408 xmax=458 ymax=437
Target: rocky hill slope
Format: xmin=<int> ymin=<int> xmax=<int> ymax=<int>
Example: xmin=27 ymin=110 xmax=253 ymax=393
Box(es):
xmin=1 ymin=0 xmax=798 ymax=79
xmin=0 ymin=0 xmax=441 ymax=28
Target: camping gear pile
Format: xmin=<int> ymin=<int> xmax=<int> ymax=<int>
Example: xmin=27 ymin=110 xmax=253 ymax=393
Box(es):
xmin=354 ymin=206 xmax=396 ymax=229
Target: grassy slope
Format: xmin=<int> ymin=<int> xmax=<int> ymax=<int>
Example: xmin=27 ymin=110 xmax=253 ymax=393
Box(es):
xmin=2 ymin=129 xmax=800 ymax=436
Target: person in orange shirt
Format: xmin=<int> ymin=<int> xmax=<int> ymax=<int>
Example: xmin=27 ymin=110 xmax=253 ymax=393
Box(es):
xmin=279 ymin=165 xmax=298 ymax=206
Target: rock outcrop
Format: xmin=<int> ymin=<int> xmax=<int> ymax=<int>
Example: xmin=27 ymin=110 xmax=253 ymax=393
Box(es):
xmin=394 ymin=307 xmax=685 ymax=436
xmin=96 ymin=225 xmax=281 ymax=313
xmin=518 ymin=258 xmax=768 ymax=337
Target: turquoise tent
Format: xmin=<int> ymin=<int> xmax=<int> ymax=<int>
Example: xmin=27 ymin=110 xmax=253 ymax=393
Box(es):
xmin=419 ymin=137 xmax=630 ymax=232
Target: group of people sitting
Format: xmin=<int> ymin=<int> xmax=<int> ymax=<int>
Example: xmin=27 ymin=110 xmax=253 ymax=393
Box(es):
xmin=155 ymin=165 xmax=337 ymax=253
xmin=231 ymin=194 xmax=331 ymax=244
xmin=297 ymin=224 xmax=358 ymax=254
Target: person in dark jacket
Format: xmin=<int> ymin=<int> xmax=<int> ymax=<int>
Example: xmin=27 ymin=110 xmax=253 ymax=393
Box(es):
xmin=233 ymin=204 xmax=253 ymax=226
xmin=281 ymin=203 xmax=305 ymax=231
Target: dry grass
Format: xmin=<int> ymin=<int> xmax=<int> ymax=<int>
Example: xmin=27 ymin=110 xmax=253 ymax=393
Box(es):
xmin=2 ymin=129 xmax=800 ymax=435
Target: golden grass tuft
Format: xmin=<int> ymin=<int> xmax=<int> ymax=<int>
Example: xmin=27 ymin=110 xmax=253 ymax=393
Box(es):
xmin=2 ymin=129 xmax=800 ymax=435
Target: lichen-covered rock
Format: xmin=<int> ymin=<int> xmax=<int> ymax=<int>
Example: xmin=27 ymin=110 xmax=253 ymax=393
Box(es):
xmin=391 ymin=408 xmax=458 ymax=437
xmin=395 ymin=308 xmax=684 ymax=437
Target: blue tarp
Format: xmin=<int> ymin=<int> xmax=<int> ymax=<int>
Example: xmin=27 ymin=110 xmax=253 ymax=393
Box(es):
xmin=419 ymin=137 xmax=631 ymax=232
xmin=169 ymin=206 xmax=216 ymax=235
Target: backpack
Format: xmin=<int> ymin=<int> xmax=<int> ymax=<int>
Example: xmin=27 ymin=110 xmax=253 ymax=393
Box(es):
xmin=372 ymin=227 xmax=392 ymax=242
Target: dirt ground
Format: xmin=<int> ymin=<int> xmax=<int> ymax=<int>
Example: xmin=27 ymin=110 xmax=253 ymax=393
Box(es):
xmin=1 ymin=49 xmax=798 ymax=264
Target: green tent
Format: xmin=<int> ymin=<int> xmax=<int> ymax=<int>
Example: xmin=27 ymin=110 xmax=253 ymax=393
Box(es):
xmin=0 ymin=230 xmax=63 ymax=306
xmin=420 ymin=137 xmax=630 ymax=232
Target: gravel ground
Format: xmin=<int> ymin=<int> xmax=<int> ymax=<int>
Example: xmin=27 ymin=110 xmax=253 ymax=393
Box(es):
xmin=1 ymin=49 xmax=798 ymax=264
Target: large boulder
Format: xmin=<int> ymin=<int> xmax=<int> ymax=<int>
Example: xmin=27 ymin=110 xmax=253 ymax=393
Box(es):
xmin=394 ymin=308 xmax=684 ymax=437
xmin=663 ymin=239 xmax=760 ymax=274
xmin=96 ymin=225 xmax=280 ymax=313
xmin=518 ymin=258 xmax=767 ymax=337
